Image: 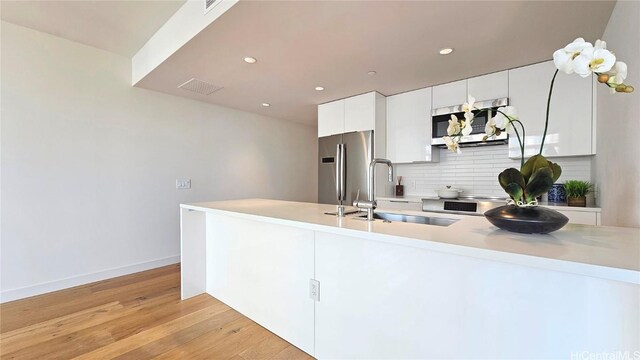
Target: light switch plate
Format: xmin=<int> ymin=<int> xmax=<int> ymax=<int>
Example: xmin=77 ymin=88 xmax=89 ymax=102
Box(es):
xmin=176 ymin=179 xmax=191 ymax=189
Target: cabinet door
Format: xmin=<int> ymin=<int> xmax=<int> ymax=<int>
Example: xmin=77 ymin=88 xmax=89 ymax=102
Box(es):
xmin=432 ymin=79 xmax=467 ymax=109
xmin=386 ymin=87 xmax=438 ymax=163
xmin=508 ymin=60 xmax=593 ymax=158
xmin=315 ymin=231 xmax=634 ymax=359
xmin=556 ymin=209 xmax=599 ymax=225
xmin=318 ymin=99 xmax=344 ymax=137
xmin=344 ymin=92 xmax=376 ymax=133
xmin=206 ymin=214 xmax=315 ymax=355
xmin=467 ymin=70 xmax=508 ymax=101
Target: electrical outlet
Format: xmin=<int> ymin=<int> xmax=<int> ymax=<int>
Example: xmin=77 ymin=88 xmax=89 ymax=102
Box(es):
xmin=411 ymin=180 xmax=416 ymax=189
xmin=176 ymin=179 xmax=191 ymax=189
xmin=309 ymin=279 xmax=320 ymax=302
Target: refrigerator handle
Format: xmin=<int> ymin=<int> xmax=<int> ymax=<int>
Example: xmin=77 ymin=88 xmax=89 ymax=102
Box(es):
xmin=340 ymin=143 xmax=346 ymax=201
xmin=336 ymin=143 xmax=343 ymax=203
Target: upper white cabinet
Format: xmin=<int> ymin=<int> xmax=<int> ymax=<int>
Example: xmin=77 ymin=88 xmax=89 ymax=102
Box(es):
xmin=386 ymin=87 xmax=439 ymax=163
xmin=317 ymin=99 xmax=345 ymax=137
xmin=467 ymin=71 xmax=508 ymax=101
xmin=318 ymin=91 xmax=385 ymax=137
xmin=432 ymin=79 xmax=467 ymax=109
xmin=508 ymin=60 xmax=594 ymax=158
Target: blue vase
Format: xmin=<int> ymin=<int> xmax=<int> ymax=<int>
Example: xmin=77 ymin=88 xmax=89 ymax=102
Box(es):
xmin=547 ymin=183 xmax=566 ymax=203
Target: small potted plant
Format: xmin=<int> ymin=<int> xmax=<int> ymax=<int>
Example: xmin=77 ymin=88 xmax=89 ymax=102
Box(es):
xmin=563 ymin=180 xmax=592 ymax=207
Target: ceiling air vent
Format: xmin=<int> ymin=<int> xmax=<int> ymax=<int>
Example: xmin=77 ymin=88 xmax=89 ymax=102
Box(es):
xmin=177 ymin=78 xmax=223 ymax=95
xmin=204 ymin=0 xmax=222 ymax=14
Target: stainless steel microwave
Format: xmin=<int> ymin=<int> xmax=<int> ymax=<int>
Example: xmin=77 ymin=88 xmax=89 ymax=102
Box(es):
xmin=431 ymin=98 xmax=509 ymax=147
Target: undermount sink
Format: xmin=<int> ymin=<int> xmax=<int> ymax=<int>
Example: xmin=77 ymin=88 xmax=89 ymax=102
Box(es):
xmin=360 ymin=212 xmax=459 ymax=227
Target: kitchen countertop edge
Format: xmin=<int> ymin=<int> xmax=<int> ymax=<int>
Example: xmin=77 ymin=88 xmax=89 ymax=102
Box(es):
xmin=181 ymin=199 xmax=639 ymax=285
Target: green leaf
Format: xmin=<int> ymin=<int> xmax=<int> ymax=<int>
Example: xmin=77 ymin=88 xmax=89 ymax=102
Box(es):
xmin=498 ymin=168 xmax=525 ymax=191
xmin=524 ymin=167 xmax=554 ymax=203
xmin=521 ymin=154 xmax=550 ymax=183
xmin=547 ymin=161 xmax=562 ymax=182
xmin=504 ymin=182 xmax=524 ymax=203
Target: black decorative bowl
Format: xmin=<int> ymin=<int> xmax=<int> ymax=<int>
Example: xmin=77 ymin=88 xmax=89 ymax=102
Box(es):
xmin=484 ymin=205 xmax=569 ymax=234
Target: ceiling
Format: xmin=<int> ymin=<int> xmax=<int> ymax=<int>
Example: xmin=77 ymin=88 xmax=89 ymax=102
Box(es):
xmin=1 ymin=1 xmax=615 ymax=125
xmin=135 ymin=0 xmax=615 ymax=125
xmin=0 ymin=0 xmax=185 ymax=57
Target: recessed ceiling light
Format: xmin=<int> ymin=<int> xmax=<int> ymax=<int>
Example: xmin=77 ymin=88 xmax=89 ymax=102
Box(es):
xmin=244 ymin=56 xmax=257 ymax=64
xmin=439 ymin=48 xmax=454 ymax=55
xmin=262 ymin=103 xmax=271 ymax=107
xmin=315 ymin=86 xmax=324 ymax=91
xmin=367 ymin=71 xmax=377 ymax=76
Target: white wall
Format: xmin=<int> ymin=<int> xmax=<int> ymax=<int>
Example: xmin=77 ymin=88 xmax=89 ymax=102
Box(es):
xmin=0 ymin=21 xmax=318 ymax=302
xmin=593 ymin=1 xmax=640 ymax=228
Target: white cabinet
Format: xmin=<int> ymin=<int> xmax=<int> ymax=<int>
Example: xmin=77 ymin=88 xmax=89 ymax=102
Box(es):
xmin=508 ymin=60 xmax=594 ymax=158
xmin=205 ymin=213 xmax=315 ymax=355
xmin=386 ymin=87 xmax=439 ymax=163
xmin=314 ymin=230 xmax=633 ymax=359
xmin=376 ymin=199 xmax=423 ymax=211
xmin=318 ymin=92 xmax=385 ymax=137
xmin=556 ymin=209 xmax=600 ymax=225
xmin=467 ymin=70 xmax=509 ymax=101
xmin=317 ymin=99 xmax=344 ymax=137
xmin=432 ymin=79 xmax=467 ymax=109
xmin=344 ymin=92 xmax=376 ymax=133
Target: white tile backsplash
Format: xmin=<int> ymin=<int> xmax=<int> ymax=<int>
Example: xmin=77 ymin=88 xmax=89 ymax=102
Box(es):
xmin=395 ymin=145 xmax=592 ymax=197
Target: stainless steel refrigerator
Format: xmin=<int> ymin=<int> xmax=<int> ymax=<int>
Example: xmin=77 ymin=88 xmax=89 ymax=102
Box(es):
xmin=318 ymin=131 xmax=373 ymax=205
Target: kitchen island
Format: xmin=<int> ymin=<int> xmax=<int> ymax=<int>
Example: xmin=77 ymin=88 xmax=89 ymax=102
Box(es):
xmin=180 ymin=199 xmax=639 ymax=359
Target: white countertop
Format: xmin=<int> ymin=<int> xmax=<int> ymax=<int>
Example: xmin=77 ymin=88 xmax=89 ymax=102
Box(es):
xmin=377 ymin=195 xmax=602 ymax=212
xmin=181 ymin=199 xmax=639 ymax=284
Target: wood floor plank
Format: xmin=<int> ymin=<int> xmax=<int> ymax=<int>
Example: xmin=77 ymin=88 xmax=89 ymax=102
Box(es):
xmin=0 ymin=264 xmax=315 ymax=360
xmin=150 ymin=316 xmax=256 ymax=359
xmin=111 ymin=307 xmax=242 ymax=360
xmin=74 ymin=298 xmax=231 ymax=360
xmin=0 ymin=301 xmax=124 ymax=354
xmin=1 ymin=271 xmax=180 ymax=333
xmin=239 ymin=332 xmax=291 ymax=360
xmin=271 ymin=345 xmax=314 ymax=360
xmin=0 ymin=264 xmax=180 ymax=332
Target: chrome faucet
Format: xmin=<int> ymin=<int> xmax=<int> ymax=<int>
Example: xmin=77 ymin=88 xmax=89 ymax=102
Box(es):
xmin=353 ymin=158 xmax=394 ymax=221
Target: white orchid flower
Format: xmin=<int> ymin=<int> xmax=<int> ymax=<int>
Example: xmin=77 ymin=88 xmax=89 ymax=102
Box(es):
xmin=461 ymin=95 xmax=476 ymax=113
xmin=447 ymin=114 xmax=461 ymax=136
xmin=492 ymin=106 xmax=519 ymax=129
xmin=443 ymin=136 xmax=461 ymax=154
xmin=484 ymin=117 xmax=497 ymax=138
xmin=572 ymin=47 xmax=616 ymax=77
xmin=463 ymin=110 xmax=474 ymax=124
xmin=461 ymin=119 xmax=473 ymax=136
xmin=553 ymin=38 xmax=593 ymax=74
xmin=594 ymin=39 xmax=607 ymax=50
xmin=606 ymin=61 xmax=628 ymax=85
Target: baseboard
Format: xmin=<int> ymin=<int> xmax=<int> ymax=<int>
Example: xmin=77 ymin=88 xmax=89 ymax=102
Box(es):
xmin=0 ymin=255 xmax=180 ymax=303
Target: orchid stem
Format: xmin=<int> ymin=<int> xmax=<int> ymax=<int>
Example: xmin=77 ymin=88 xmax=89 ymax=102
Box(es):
xmin=540 ymin=69 xmax=559 ymax=155
xmin=495 ymin=109 xmax=525 ymax=169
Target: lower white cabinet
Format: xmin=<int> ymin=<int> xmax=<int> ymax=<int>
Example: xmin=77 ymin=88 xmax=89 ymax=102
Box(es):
xmin=556 ymin=209 xmax=600 ymax=225
xmin=205 ymin=213 xmax=315 ymax=355
xmin=376 ymin=199 xmax=423 ymax=211
xmin=182 ymin=209 xmax=630 ymax=359
xmin=314 ymin=231 xmax=634 ymax=359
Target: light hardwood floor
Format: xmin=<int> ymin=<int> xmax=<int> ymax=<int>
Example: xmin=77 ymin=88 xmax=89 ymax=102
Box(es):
xmin=0 ymin=264 xmax=313 ymax=359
